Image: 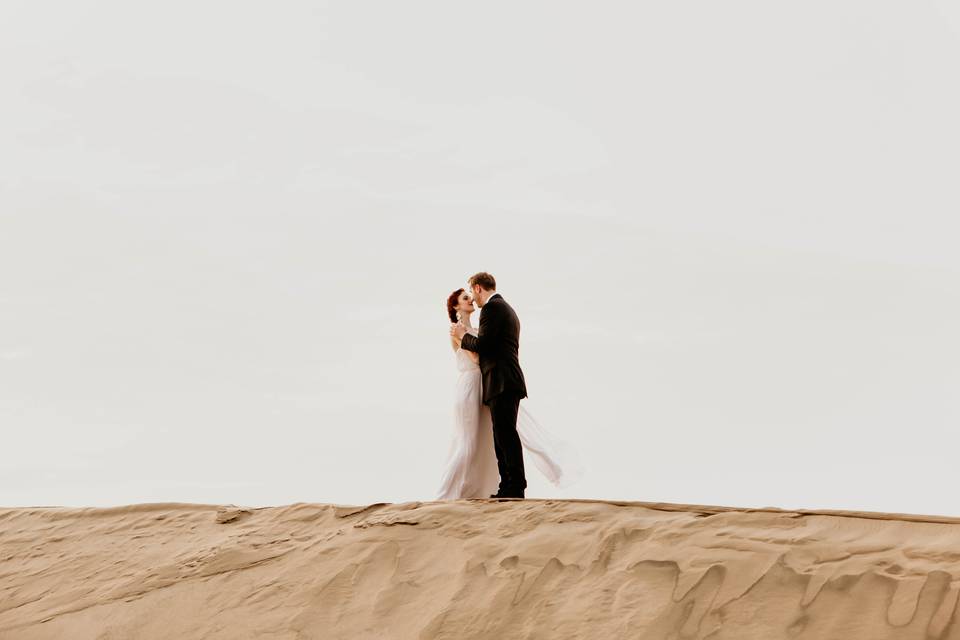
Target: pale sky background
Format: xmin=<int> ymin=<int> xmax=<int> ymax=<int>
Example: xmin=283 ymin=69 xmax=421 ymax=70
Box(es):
xmin=2 ymin=1 xmax=959 ymax=514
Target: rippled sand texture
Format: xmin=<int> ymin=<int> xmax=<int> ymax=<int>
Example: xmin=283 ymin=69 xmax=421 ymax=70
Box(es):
xmin=4 ymin=499 xmax=960 ymax=639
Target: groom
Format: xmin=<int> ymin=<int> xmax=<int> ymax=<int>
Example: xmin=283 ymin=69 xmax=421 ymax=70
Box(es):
xmin=451 ymin=272 xmax=528 ymax=499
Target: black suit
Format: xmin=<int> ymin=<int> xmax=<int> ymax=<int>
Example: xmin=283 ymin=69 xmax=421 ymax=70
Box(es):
xmin=460 ymin=293 xmax=527 ymax=495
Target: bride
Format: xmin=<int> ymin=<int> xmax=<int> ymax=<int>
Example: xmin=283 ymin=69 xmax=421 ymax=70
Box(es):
xmin=436 ymin=287 xmax=582 ymax=500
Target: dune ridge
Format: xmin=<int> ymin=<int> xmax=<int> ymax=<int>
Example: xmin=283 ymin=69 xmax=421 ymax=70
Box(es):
xmin=3 ymin=498 xmax=960 ymax=639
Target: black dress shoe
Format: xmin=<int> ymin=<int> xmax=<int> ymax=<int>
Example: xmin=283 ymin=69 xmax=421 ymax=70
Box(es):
xmin=489 ymin=492 xmax=525 ymax=499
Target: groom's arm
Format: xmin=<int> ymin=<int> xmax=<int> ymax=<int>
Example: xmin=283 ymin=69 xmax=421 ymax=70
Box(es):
xmin=460 ymin=303 xmax=501 ymax=356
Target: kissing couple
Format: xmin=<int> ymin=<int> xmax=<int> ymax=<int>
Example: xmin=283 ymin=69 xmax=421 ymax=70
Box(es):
xmin=437 ymin=272 xmax=581 ymax=500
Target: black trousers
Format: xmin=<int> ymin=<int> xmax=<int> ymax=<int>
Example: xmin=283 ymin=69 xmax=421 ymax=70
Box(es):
xmin=488 ymin=391 xmax=527 ymax=493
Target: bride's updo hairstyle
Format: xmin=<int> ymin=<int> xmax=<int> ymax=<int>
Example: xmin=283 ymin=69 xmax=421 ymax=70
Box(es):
xmin=446 ymin=288 xmax=464 ymax=323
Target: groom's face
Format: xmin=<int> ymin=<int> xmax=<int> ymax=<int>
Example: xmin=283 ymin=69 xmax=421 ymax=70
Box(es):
xmin=471 ymin=284 xmax=485 ymax=307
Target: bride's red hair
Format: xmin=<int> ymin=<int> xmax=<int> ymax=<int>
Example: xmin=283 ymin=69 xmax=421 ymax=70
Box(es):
xmin=446 ymin=288 xmax=464 ymax=323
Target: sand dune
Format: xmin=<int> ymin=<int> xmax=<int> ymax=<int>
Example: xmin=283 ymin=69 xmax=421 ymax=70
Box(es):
xmin=3 ymin=498 xmax=960 ymax=639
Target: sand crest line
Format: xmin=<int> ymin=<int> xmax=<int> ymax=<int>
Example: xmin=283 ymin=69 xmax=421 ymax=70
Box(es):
xmin=5 ymin=498 xmax=960 ymax=526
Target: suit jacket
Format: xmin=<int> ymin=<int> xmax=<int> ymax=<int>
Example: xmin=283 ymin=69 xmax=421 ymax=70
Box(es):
xmin=460 ymin=293 xmax=528 ymax=405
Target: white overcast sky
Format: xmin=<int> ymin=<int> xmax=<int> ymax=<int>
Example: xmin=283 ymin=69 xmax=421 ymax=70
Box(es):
xmin=2 ymin=1 xmax=959 ymax=514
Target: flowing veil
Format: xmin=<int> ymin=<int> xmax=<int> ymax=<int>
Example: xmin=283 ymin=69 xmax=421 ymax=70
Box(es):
xmin=516 ymin=402 xmax=585 ymax=490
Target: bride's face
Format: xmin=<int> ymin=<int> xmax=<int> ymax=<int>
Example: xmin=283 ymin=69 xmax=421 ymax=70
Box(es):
xmin=457 ymin=291 xmax=475 ymax=316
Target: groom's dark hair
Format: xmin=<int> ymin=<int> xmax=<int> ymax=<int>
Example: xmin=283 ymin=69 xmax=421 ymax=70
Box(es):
xmin=468 ymin=272 xmax=496 ymax=291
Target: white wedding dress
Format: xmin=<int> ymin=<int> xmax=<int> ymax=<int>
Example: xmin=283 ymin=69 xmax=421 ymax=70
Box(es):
xmin=436 ymin=326 xmax=582 ymax=500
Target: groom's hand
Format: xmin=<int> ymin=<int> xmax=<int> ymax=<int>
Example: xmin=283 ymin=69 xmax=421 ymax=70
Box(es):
xmin=450 ymin=323 xmax=466 ymax=339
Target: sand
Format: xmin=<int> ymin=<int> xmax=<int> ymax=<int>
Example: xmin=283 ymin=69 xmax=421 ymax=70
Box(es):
xmin=3 ymin=498 xmax=960 ymax=639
